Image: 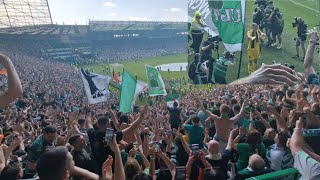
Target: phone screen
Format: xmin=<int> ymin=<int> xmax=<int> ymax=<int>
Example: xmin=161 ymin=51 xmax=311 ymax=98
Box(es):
xmin=105 ymin=128 xmax=114 ymax=143
xmin=153 ymin=142 xmax=161 ymax=152
xmin=133 ymin=142 xmax=139 ymax=151
xmin=176 ymin=166 xmax=186 ymax=180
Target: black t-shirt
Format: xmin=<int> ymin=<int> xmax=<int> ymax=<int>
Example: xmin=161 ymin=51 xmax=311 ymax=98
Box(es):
xmin=297 ymin=23 xmax=307 ymax=37
xmin=206 ymin=149 xmax=232 ymax=176
xmin=87 ymin=128 xmax=122 ymax=175
xmin=263 ymin=139 xmax=274 ymax=149
xmin=201 ymin=40 xmax=212 ymax=59
xmin=71 ymin=149 xmax=96 ymax=179
xmin=167 ymin=107 xmax=181 ymax=127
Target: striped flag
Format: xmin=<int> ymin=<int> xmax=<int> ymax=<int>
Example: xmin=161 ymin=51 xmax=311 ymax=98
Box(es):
xmin=80 ymin=69 xmax=111 ymax=104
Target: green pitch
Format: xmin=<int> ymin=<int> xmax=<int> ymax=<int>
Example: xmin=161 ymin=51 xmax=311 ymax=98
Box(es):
xmin=86 ymin=54 xmax=188 ymax=83
xmin=228 ymin=0 xmax=319 ymax=82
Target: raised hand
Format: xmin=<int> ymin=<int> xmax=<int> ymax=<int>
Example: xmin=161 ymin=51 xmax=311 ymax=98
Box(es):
xmin=102 ymin=155 xmax=113 ymax=180
xmin=307 ymin=27 xmax=319 ymax=43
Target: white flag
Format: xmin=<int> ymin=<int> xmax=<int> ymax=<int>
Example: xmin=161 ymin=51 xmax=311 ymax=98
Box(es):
xmin=80 ymin=69 xmax=111 ymax=104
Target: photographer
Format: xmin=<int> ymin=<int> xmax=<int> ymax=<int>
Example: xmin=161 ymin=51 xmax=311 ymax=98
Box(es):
xmin=254 ymin=0 xmax=270 ymax=8
xmin=253 ymin=5 xmax=265 ymax=30
xmin=269 ymin=8 xmax=284 ymax=49
xmin=201 ymin=35 xmax=218 ymax=83
xmin=190 ymin=11 xmax=206 ymax=53
xmin=292 ymin=17 xmax=308 ymax=61
xmin=188 ymin=53 xmax=207 ymax=84
xmin=263 ymin=3 xmax=274 ymax=47
xmin=213 ymin=51 xmax=235 ymax=84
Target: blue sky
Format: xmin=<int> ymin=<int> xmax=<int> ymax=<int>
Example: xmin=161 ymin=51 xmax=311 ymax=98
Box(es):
xmin=48 ymin=0 xmax=187 ymax=25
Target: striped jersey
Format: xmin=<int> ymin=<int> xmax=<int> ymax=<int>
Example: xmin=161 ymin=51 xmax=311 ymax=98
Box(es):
xmin=266 ymin=144 xmax=293 ymax=171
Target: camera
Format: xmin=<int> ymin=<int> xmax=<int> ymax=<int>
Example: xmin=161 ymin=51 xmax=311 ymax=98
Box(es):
xmin=104 ymin=128 xmax=114 ymax=143
xmin=292 ymin=17 xmax=298 ymax=27
xmin=207 ymin=36 xmax=222 ymax=51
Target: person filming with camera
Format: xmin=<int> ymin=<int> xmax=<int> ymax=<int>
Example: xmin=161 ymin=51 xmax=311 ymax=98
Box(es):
xmin=213 ymin=51 xmax=235 ymax=84
xmin=292 ymin=17 xmax=308 ymax=61
xmin=269 ymin=8 xmax=284 ymax=49
xmin=201 ymin=35 xmax=219 ymax=84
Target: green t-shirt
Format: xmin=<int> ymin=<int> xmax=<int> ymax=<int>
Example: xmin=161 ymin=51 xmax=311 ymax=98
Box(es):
xmin=236 ymin=142 xmax=266 ymax=171
xmin=184 ymin=124 xmax=204 ymax=149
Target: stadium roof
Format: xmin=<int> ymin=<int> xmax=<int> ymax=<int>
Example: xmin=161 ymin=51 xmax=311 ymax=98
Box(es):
xmin=0 ymin=21 xmax=187 ymax=35
xmin=0 ymin=25 xmax=89 ymax=35
xmin=0 ymin=0 xmax=53 ymax=28
xmin=89 ymin=21 xmax=186 ymax=32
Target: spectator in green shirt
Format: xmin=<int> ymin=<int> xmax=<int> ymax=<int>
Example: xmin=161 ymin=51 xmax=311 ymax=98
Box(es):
xmin=183 ymin=116 xmax=204 ymax=149
xmin=234 ymin=130 xmax=266 ymax=171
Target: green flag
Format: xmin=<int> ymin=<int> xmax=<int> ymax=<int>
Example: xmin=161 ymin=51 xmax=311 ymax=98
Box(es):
xmin=119 ymin=70 xmax=144 ymax=113
xmin=208 ymin=0 xmax=245 ymax=52
xmin=145 ymin=65 xmax=167 ymax=96
xmin=188 ymin=0 xmax=245 ymax=52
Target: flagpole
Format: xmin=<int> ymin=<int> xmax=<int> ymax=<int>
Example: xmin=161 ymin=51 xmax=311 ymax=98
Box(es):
xmin=237 ymin=0 xmax=246 ymax=79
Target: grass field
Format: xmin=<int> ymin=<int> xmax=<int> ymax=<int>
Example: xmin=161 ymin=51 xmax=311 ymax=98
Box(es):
xmin=87 ymin=0 xmax=319 ymax=85
xmin=228 ymin=0 xmax=319 ymax=82
xmin=86 ymin=54 xmax=188 ymax=82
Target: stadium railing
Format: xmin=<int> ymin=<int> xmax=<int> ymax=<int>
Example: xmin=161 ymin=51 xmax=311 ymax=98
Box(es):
xmin=246 ymin=168 xmax=300 ymax=180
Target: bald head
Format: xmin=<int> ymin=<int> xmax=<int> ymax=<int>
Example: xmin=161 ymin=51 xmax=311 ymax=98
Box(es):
xmin=208 ymin=140 xmax=220 ymax=154
xmin=249 ymin=154 xmax=265 ymax=171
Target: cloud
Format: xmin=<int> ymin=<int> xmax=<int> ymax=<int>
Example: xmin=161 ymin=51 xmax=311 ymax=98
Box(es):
xmin=163 ymin=8 xmax=182 ymax=12
xmin=122 ymin=16 xmax=149 ymax=21
xmin=103 ymin=1 xmax=117 ymax=8
xmin=107 ymin=13 xmax=117 ymax=17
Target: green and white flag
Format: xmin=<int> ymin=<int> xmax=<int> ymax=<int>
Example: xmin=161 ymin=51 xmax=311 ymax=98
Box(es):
xmin=188 ymin=0 xmax=245 ymax=52
xmin=119 ymin=70 xmax=144 ymax=113
xmin=145 ymin=65 xmax=167 ymax=96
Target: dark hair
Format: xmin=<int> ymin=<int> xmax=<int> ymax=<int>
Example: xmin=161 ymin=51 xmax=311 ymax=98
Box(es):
xmin=133 ymin=172 xmax=152 ymax=180
xmin=202 ymin=102 xmax=208 ymax=110
xmin=230 ymin=98 xmax=238 ymax=105
xmin=261 ymin=112 xmax=268 ymax=120
xmin=36 ymin=146 xmax=69 ymax=180
xmin=173 ymin=101 xmax=178 ymax=107
xmin=246 ymin=131 xmax=262 ymax=151
xmin=274 ymin=106 xmax=282 ymax=114
xmin=78 ymin=119 xmax=85 ymax=125
xmin=140 ymin=132 xmax=149 ymax=142
xmin=97 ymin=117 xmax=109 ymax=126
xmin=233 ymin=105 xmax=241 ymax=112
xmin=43 ymin=125 xmax=57 ymax=134
xmin=192 ymin=116 xmax=200 ymax=124
xmin=277 ymin=132 xmax=291 ymax=147
xmin=117 ymin=112 xmax=123 ymax=118
xmin=68 ymin=134 xmax=81 ymax=145
xmin=0 ymin=162 xmax=21 ymax=180
xmin=119 ymin=114 xmax=129 ymax=125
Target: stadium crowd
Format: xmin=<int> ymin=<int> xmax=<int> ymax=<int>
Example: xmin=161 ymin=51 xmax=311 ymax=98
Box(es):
xmin=0 ymin=21 xmax=320 ymax=180
xmin=94 ymin=39 xmax=187 ymax=64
